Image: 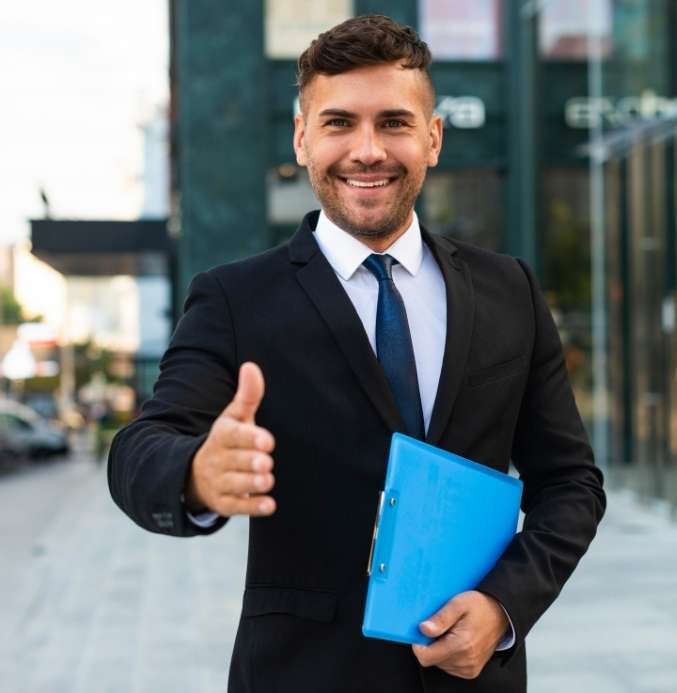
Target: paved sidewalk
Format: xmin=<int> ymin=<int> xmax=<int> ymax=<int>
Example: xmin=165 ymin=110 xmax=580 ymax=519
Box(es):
xmin=1 ymin=453 xmax=676 ymax=692
xmin=1 ymin=455 xmax=247 ymax=693
xmin=528 ymin=486 xmax=677 ymax=692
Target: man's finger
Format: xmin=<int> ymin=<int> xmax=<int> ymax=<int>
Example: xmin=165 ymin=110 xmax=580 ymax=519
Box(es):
xmin=213 ymin=417 xmax=275 ymax=453
xmin=214 ymin=494 xmax=276 ymax=517
xmin=419 ymin=594 xmax=467 ymax=638
xmin=212 ymin=449 xmax=274 ymax=473
xmin=223 ymin=361 xmax=265 ymax=423
xmin=215 ymin=470 xmax=275 ymax=496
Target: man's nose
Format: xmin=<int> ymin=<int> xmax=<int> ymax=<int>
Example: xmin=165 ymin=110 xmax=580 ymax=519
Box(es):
xmin=349 ymin=125 xmax=387 ymax=166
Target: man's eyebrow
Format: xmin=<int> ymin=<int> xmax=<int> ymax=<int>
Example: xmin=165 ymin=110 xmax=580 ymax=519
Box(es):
xmin=379 ymin=109 xmax=417 ymax=119
xmin=317 ymin=108 xmax=417 ymax=119
xmin=318 ymin=109 xmax=356 ymax=118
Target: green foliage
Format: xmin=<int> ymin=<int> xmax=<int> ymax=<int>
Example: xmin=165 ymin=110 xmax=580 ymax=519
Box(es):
xmin=74 ymin=340 xmax=119 ymax=389
xmin=0 ymin=285 xmax=27 ymax=325
xmin=22 ymin=339 xmax=119 ymax=396
xmin=23 ymin=375 xmax=59 ymax=393
xmin=543 ymin=201 xmax=591 ymax=312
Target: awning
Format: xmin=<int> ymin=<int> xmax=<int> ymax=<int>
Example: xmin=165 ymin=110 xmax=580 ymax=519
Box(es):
xmin=29 ymin=219 xmax=172 ymax=277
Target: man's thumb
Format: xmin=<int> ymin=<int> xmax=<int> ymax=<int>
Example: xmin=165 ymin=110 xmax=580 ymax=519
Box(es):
xmin=225 ymin=362 xmax=265 ymax=422
xmin=420 ymin=594 xmax=466 ymax=637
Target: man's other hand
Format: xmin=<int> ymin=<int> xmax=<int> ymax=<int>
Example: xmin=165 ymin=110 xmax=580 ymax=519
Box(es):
xmin=412 ymin=591 xmax=509 ymax=680
xmin=185 ymin=361 xmax=276 ymax=517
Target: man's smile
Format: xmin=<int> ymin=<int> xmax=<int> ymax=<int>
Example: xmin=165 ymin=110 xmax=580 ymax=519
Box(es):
xmin=341 ymin=178 xmax=394 ymax=188
xmin=333 ymin=172 xmax=402 ymax=197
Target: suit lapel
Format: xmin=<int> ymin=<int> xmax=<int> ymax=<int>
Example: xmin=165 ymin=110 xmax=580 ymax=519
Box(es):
xmin=423 ymin=229 xmax=475 ymax=446
xmin=289 ymin=213 xmax=404 ymax=434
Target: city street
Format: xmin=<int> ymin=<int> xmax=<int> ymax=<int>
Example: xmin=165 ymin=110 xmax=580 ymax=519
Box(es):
xmin=1 ymin=441 xmax=676 ymax=693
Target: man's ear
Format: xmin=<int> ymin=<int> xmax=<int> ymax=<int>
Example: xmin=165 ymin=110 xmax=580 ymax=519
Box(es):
xmin=293 ymin=113 xmax=308 ymax=167
xmin=427 ymin=113 xmax=443 ymax=168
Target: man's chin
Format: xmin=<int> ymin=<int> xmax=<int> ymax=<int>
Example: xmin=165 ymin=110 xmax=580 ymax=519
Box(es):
xmin=350 ymin=225 xmax=398 ymax=240
xmin=331 ymin=211 xmax=397 ymax=240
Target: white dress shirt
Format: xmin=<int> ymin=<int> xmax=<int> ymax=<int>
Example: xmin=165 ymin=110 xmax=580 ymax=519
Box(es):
xmin=313 ymin=211 xmax=446 ymax=433
xmin=188 ymin=209 xmax=515 ymax=650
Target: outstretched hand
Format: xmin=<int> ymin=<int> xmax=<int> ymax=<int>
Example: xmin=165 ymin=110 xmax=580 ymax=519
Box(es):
xmin=184 ymin=362 xmax=276 ymax=517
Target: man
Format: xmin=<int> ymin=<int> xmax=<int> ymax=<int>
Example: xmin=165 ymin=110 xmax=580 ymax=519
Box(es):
xmin=109 ymin=15 xmax=605 ymax=693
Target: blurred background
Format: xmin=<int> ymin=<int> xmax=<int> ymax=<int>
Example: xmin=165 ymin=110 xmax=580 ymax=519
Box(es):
xmin=1 ymin=1 xmax=675 ymax=692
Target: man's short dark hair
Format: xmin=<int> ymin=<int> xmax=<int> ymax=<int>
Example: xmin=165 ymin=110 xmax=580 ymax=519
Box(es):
xmin=296 ymin=15 xmax=434 ymax=113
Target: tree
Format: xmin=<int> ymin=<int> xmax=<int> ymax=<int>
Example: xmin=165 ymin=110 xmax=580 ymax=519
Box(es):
xmin=0 ymin=285 xmax=27 ymax=325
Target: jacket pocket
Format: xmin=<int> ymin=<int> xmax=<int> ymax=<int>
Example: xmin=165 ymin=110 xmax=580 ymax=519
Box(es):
xmin=242 ymin=586 xmax=337 ymax=623
xmin=466 ymin=354 xmax=527 ymax=388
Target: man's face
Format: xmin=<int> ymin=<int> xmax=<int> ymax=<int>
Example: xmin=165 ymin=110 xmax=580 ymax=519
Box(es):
xmin=293 ymin=62 xmax=443 ymax=242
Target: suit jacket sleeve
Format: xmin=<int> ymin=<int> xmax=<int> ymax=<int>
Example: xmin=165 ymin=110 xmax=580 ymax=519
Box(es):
xmin=476 ymin=258 xmax=606 ymax=657
xmin=107 ymin=269 xmax=237 ymax=536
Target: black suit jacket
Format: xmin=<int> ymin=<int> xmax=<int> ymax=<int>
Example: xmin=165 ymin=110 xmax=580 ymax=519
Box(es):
xmin=108 ymin=211 xmax=605 ymax=693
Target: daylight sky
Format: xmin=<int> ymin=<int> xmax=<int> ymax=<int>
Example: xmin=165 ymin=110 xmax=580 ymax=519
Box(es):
xmin=0 ymin=1 xmax=169 ymax=245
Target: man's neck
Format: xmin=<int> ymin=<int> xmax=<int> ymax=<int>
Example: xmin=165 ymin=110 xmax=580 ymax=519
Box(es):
xmin=360 ymin=227 xmax=408 ymax=253
xmin=323 ymin=211 xmax=415 ymax=253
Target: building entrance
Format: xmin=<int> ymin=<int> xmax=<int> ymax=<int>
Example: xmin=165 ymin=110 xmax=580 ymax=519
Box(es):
xmin=606 ymin=130 xmax=677 ymax=508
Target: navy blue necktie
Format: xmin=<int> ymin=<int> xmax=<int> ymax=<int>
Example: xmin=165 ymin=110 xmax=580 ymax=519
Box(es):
xmin=363 ymin=254 xmax=425 ymax=439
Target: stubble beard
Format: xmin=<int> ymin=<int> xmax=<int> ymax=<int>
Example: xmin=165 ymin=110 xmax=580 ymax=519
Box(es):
xmin=306 ymin=158 xmax=426 ymax=241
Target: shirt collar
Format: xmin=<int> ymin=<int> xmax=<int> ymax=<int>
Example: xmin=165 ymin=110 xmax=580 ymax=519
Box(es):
xmin=313 ymin=210 xmax=423 ymax=280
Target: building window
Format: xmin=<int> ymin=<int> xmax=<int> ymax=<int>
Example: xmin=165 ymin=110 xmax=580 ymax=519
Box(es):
xmin=265 ymin=0 xmax=353 ymax=59
xmin=540 ymin=0 xmax=612 ymax=60
xmin=611 ymin=0 xmax=653 ymax=62
xmin=541 ymin=167 xmax=593 ymax=422
xmin=267 ymin=165 xmax=318 ymax=225
xmin=419 ymin=0 xmax=503 ymax=61
xmin=422 ymin=170 xmax=504 ymax=251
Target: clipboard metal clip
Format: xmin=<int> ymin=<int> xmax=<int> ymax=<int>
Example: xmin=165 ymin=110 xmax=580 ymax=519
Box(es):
xmin=366 ymin=491 xmax=385 ymax=577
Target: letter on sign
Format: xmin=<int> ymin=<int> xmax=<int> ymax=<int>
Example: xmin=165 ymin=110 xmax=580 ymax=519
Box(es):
xmin=436 ymin=96 xmax=486 ymax=129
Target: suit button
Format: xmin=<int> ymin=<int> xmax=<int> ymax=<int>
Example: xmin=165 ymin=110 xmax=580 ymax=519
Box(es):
xmin=152 ymin=511 xmax=174 ymax=529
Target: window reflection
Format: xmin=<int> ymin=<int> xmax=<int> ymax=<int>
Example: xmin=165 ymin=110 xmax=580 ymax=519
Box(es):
xmin=612 ymin=0 xmax=653 ymax=62
xmin=541 ymin=168 xmax=593 ymax=424
xmin=265 ymin=0 xmax=352 ymax=59
xmin=267 ymin=165 xmax=318 ymax=225
xmin=540 ymin=0 xmax=612 ymax=59
xmin=419 ymin=0 xmax=503 ymax=61
xmin=422 ymin=171 xmax=503 ymax=251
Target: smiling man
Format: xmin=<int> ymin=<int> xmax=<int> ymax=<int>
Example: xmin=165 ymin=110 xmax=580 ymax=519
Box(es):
xmin=108 ymin=15 xmax=605 ymax=693
xmin=294 ymin=58 xmax=439 ymax=248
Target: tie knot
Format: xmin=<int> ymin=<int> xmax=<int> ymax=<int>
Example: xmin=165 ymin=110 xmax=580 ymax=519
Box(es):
xmin=363 ymin=254 xmax=398 ymax=281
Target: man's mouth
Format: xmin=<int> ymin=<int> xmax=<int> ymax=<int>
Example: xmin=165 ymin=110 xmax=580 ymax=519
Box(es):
xmin=338 ymin=176 xmax=397 ymax=188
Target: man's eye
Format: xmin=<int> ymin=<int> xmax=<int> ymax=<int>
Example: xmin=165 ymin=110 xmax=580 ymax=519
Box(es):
xmin=383 ymin=119 xmax=405 ymax=128
xmin=327 ymin=118 xmax=349 ymax=127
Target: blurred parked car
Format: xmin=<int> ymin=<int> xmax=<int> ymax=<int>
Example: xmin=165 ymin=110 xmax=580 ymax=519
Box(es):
xmin=22 ymin=394 xmax=85 ymax=431
xmin=0 ymin=399 xmax=70 ymax=459
xmin=22 ymin=393 xmax=59 ymax=421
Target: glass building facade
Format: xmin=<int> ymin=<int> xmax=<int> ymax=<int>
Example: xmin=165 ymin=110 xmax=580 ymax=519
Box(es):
xmin=170 ymin=0 xmax=677 ymax=507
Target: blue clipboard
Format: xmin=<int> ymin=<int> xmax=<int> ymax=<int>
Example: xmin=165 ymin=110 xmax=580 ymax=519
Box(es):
xmin=362 ymin=433 xmax=523 ymax=645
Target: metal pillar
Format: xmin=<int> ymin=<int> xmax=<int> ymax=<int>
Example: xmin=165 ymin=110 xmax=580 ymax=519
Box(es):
xmin=504 ymin=0 xmax=540 ymax=273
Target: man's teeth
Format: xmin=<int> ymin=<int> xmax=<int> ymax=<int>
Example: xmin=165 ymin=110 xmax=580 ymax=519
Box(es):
xmin=345 ymin=179 xmax=390 ymax=188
